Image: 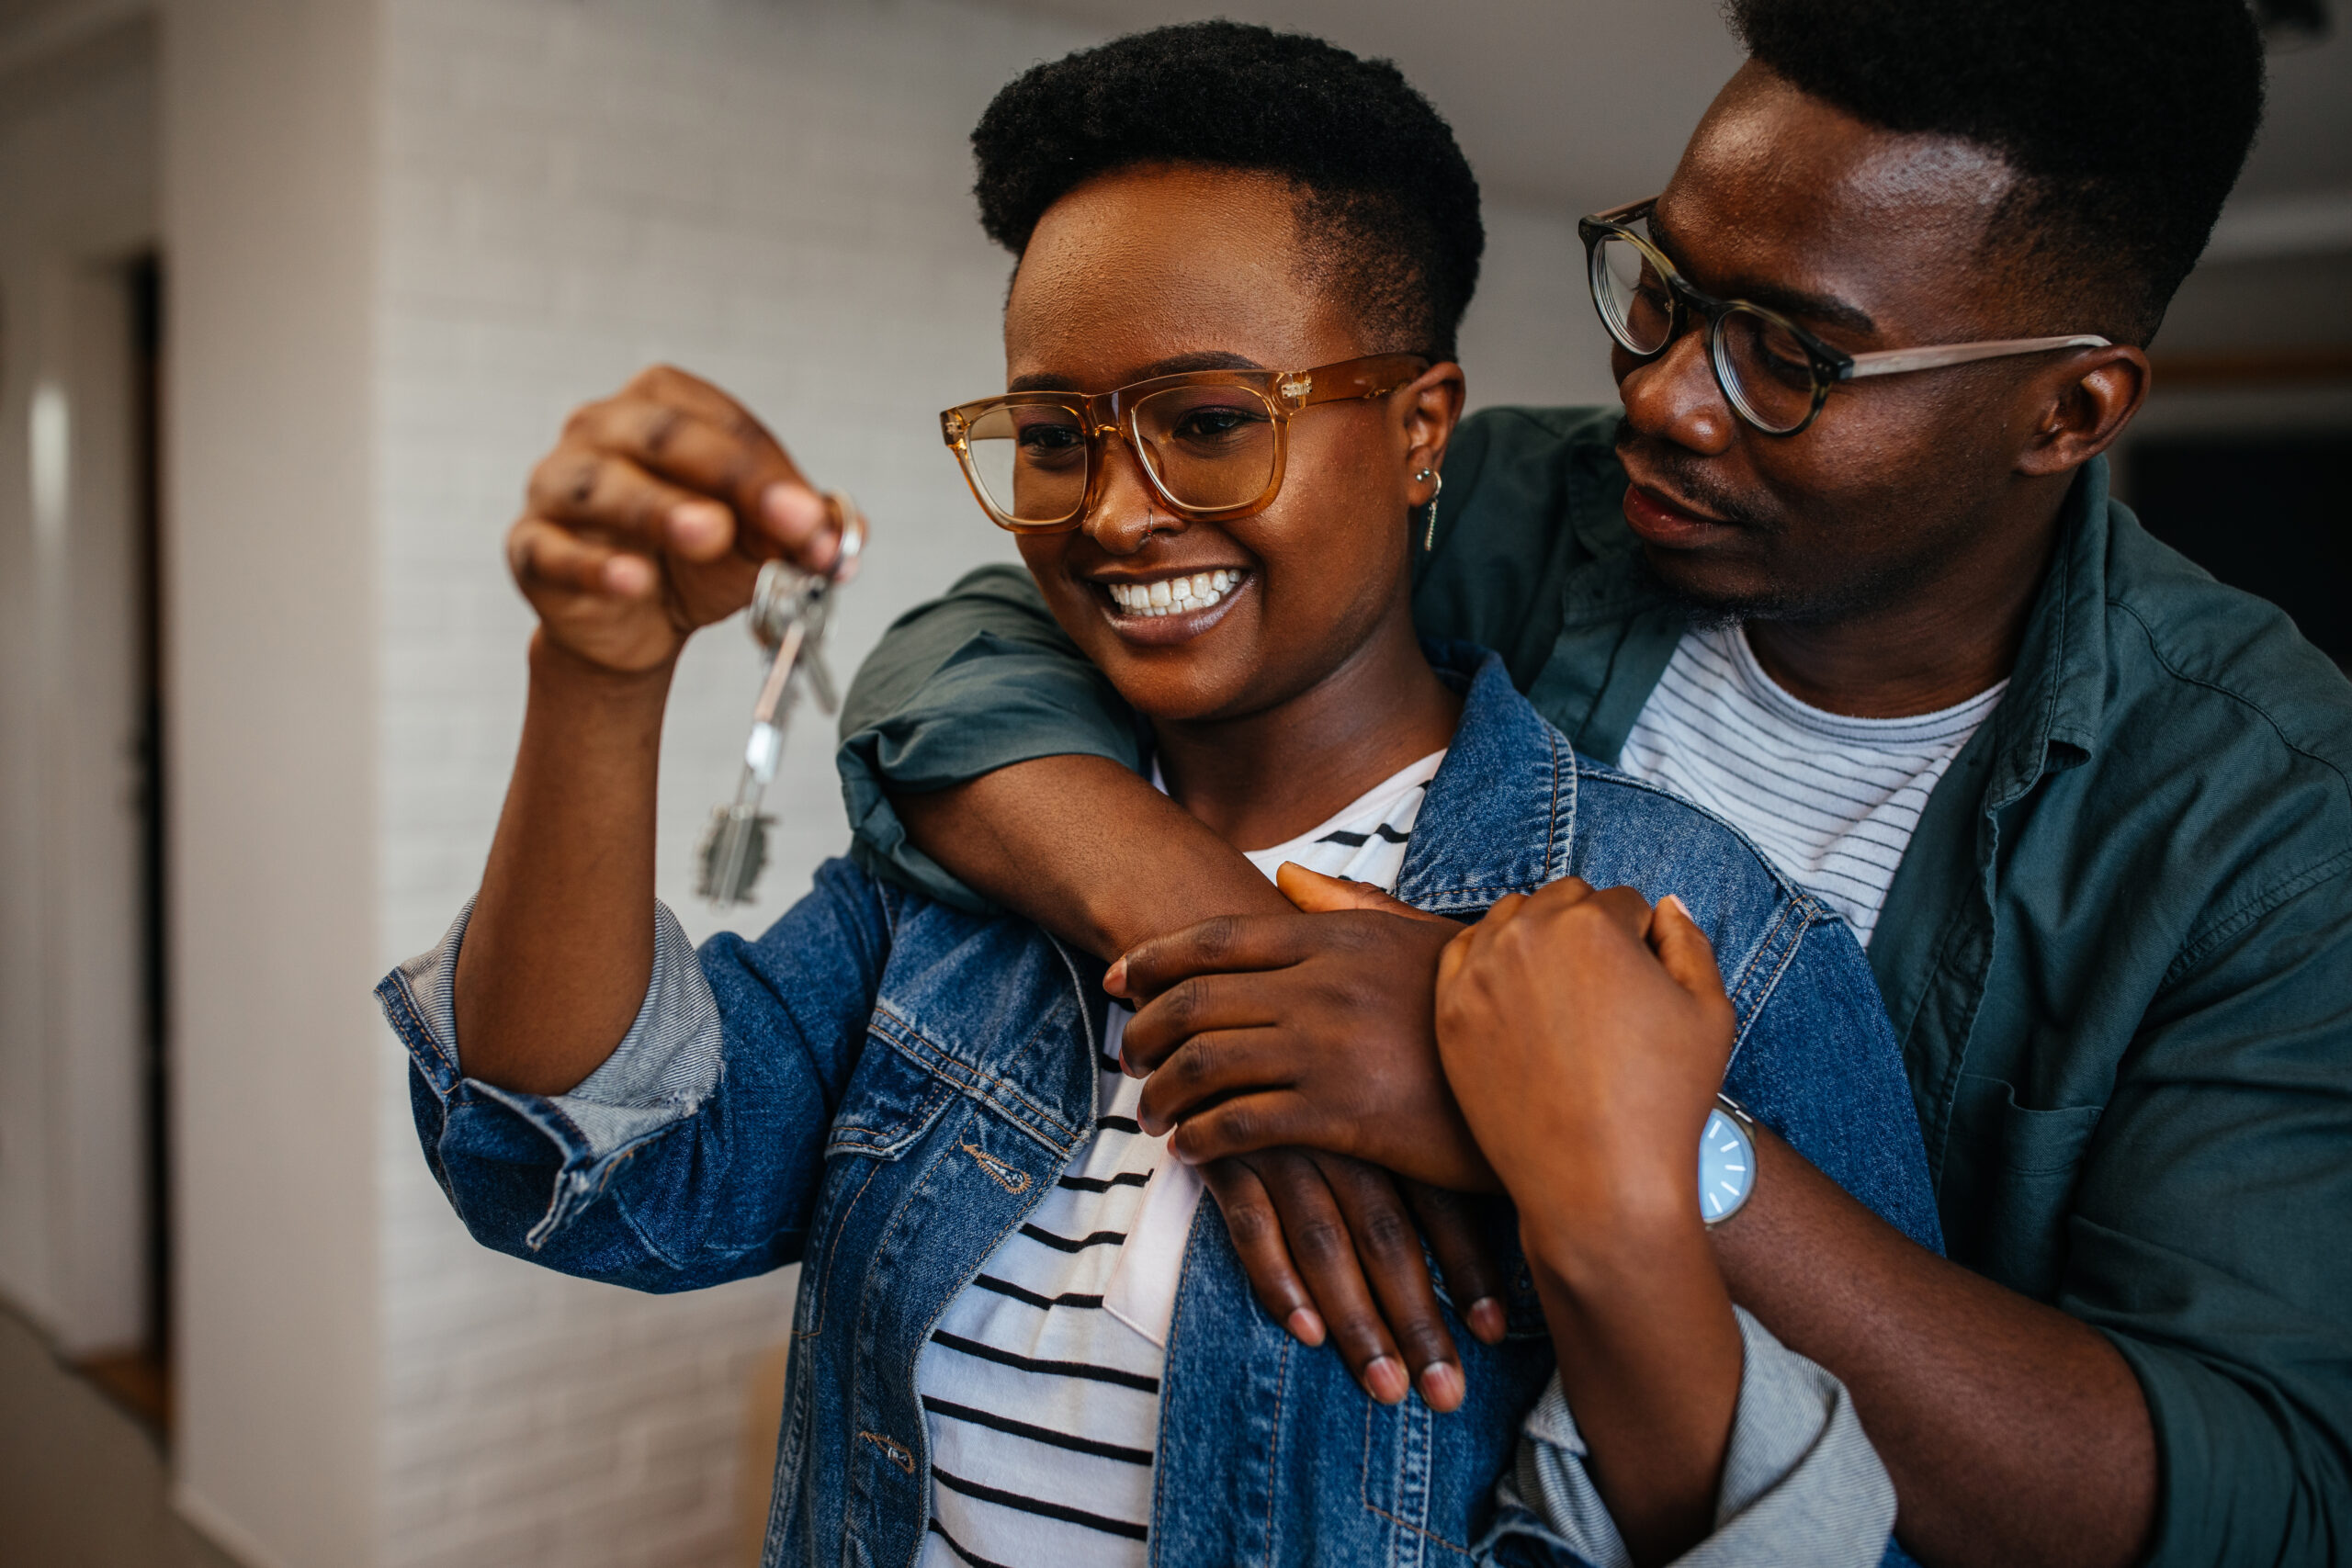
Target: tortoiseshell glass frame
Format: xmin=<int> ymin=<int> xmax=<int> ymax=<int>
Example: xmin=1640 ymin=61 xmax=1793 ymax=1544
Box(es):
xmin=939 ymin=353 xmax=1430 ymax=533
xmin=1579 ymin=198 xmax=2111 ymax=435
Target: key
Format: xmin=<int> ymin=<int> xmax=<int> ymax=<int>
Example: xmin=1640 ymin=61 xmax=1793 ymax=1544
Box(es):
xmin=696 ymin=496 xmax=865 ymax=907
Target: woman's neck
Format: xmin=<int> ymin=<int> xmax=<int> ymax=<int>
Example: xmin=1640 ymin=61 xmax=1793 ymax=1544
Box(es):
xmin=1148 ymin=606 xmax=1461 ymax=852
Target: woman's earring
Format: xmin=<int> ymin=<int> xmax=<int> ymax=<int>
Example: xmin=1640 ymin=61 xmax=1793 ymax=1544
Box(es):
xmin=1416 ymin=468 xmax=1444 ymax=551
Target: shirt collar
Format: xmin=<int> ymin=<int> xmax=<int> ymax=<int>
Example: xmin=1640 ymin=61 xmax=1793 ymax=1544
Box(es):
xmin=1974 ymin=457 xmax=2114 ymax=812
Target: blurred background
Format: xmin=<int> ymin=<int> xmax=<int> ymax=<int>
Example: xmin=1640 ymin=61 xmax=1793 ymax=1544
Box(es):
xmin=0 ymin=1 xmax=2342 ymax=1564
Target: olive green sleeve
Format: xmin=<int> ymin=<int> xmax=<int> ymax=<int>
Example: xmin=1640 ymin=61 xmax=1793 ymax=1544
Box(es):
xmin=2062 ymin=867 xmax=2352 ymax=1566
xmin=834 ymin=564 xmax=1139 ymax=910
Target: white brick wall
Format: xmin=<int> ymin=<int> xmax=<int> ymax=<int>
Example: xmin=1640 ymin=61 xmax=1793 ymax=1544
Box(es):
xmin=375 ymin=3 xmax=1099 ymax=1563
xmin=371 ymin=3 xmax=1594 ymax=1563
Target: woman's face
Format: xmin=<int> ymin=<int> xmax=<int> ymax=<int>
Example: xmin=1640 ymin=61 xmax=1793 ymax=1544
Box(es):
xmin=1003 ymin=164 xmax=1458 ymax=724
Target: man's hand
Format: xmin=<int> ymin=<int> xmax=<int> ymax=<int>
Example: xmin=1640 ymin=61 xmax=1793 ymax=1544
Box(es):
xmin=507 ymin=364 xmax=845 ymax=673
xmin=1114 ymin=866 xmax=1497 ymax=1192
xmin=1203 ymin=1150 xmax=1510 ymax=1414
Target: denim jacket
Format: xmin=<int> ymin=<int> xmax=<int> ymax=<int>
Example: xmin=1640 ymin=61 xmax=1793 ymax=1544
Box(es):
xmin=378 ymin=646 xmax=1942 ymax=1568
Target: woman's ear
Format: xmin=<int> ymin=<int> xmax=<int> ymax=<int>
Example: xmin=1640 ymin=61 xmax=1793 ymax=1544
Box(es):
xmin=1400 ymin=360 xmax=1468 ymax=507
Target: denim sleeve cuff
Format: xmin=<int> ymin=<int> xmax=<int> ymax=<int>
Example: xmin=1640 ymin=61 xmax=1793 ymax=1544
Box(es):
xmin=1482 ymin=1307 xmax=1895 ymax=1568
xmin=377 ymin=897 xmax=725 ymax=1249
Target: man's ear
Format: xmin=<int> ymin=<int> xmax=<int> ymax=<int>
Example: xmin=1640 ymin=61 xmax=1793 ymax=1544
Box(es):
xmin=1401 ymin=359 xmax=1469 ymax=492
xmin=2017 ymin=345 xmax=2147 ymax=478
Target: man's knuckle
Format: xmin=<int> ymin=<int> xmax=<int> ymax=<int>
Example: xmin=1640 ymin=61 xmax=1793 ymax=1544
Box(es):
xmin=1224 ymin=1201 xmax=1279 ymax=1248
xmin=1292 ymin=1215 xmax=1347 ymax=1262
xmin=1357 ymin=1206 xmax=1416 ymax=1258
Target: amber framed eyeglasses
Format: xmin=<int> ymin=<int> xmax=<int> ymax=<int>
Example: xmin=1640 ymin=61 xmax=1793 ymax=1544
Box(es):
xmin=939 ymin=354 xmax=1430 ymax=532
xmin=1580 ymin=198 xmax=2111 ymax=435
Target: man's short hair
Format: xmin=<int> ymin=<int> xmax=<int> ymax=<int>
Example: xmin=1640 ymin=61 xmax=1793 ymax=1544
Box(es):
xmin=1726 ymin=0 xmax=2266 ymax=344
xmin=971 ymin=21 xmax=1485 ymax=362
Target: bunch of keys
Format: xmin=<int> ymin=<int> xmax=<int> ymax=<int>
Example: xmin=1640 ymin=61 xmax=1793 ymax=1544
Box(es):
xmin=696 ymin=493 xmax=866 ymax=907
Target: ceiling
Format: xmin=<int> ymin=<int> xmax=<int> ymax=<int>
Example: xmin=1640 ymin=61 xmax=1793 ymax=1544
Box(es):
xmin=971 ymin=0 xmax=2352 ymax=225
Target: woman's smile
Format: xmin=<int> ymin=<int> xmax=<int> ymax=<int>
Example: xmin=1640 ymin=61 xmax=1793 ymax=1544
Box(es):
xmin=1091 ymin=566 xmax=1254 ymax=644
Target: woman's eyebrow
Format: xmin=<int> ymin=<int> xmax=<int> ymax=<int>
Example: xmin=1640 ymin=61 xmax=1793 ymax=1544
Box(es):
xmin=1007 ymin=350 xmax=1265 ymax=393
xmin=1647 ymin=211 xmax=1880 ymax=340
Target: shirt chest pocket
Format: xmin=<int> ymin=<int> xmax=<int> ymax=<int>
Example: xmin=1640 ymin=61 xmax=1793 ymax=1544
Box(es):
xmin=1942 ymin=1071 xmax=2104 ymax=1300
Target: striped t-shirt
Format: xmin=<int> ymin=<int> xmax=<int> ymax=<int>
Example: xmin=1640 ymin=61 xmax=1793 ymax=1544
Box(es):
xmin=915 ymin=750 xmax=1444 ymax=1568
xmin=1616 ymin=624 xmax=2006 ymax=948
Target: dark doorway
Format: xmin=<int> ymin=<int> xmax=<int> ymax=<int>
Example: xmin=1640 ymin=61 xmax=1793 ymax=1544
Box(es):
xmin=2125 ymin=434 xmax=2351 ymax=669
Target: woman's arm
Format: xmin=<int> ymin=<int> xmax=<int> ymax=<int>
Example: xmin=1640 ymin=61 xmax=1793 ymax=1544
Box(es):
xmin=452 ymin=365 xmax=847 ymax=1095
xmin=1436 ymin=882 xmax=1746 ymax=1564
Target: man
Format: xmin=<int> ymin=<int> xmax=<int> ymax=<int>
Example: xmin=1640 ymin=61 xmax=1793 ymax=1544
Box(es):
xmin=829 ymin=1 xmax=2351 ymax=1564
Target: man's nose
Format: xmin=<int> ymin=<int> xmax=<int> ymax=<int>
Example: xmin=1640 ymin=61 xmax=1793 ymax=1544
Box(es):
xmin=1083 ymin=434 xmax=1178 ymax=555
xmin=1618 ymin=327 xmax=1736 ymax=457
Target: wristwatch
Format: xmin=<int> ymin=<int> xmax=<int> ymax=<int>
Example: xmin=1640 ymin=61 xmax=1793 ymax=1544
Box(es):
xmin=1699 ymin=1095 xmax=1757 ymax=1225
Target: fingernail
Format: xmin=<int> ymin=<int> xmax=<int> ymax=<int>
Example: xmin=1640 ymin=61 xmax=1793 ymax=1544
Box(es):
xmin=1285 ymin=1308 xmax=1326 ymax=1347
xmin=1467 ymin=1297 xmax=1507 ymax=1344
xmin=1660 ymin=894 xmax=1692 ymax=921
xmin=1103 ymin=958 xmax=1128 ymax=996
xmin=1419 ymin=1362 xmax=1464 ymax=1411
xmin=603 ymin=555 xmax=655 ymax=597
xmin=666 ymin=499 xmax=730 ymax=552
xmin=1365 ymin=1356 xmax=1409 ymax=1405
xmin=760 ymin=481 xmax=823 ymax=542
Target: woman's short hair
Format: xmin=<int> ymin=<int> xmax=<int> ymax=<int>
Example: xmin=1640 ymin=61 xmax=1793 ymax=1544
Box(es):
xmin=972 ymin=21 xmax=1486 ymax=362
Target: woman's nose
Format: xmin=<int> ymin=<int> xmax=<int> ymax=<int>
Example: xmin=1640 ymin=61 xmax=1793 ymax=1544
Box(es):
xmin=1083 ymin=435 xmax=1180 ymax=554
xmin=1617 ymin=327 xmax=1736 ymax=457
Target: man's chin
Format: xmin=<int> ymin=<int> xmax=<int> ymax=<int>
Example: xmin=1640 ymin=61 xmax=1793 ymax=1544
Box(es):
xmin=1636 ymin=542 xmax=1782 ymax=628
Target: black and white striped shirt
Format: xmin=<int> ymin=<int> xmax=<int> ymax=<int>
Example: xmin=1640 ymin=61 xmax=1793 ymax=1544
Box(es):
xmin=1617 ymin=625 xmax=2005 ymax=948
xmin=915 ymin=752 xmax=1442 ymax=1568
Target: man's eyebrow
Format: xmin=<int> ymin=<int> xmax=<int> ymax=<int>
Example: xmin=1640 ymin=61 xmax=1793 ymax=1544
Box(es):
xmin=1646 ymin=211 xmax=1880 ymax=340
xmin=1007 ymin=349 xmax=1263 ymax=393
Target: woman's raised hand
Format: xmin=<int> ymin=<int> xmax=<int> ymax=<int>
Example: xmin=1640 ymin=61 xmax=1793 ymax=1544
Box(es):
xmin=507 ymin=365 xmax=845 ymax=674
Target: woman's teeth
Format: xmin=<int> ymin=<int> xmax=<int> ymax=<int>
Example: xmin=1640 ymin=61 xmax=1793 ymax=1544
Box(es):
xmin=1107 ymin=570 xmax=1241 ymax=617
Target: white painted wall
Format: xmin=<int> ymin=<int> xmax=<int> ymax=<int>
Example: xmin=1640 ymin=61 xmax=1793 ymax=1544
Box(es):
xmin=161 ymin=1 xmax=382 ymax=1563
xmin=0 ymin=6 xmax=159 ymax=1359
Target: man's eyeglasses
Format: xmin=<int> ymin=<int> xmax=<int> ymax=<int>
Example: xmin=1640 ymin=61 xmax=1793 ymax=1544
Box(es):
xmin=1578 ymin=198 xmax=2109 ymax=436
xmin=940 ymin=355 xmax=1429 ymax=532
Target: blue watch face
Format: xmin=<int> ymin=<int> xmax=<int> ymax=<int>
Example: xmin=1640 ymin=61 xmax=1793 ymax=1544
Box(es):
xmin=1699 ymin=1107 xmax=1755 ymax=1224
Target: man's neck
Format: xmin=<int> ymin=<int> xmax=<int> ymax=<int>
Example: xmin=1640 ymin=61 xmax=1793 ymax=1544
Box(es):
xmin=1744 ymin=479 xmax=2070 ymax=719
xmin=1150 ymin=608 xmax=1461 ymax=852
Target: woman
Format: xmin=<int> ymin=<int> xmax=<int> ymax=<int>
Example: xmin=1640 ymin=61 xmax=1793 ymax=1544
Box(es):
xmin=379 ymin=24 xmax=1937 ymax=1567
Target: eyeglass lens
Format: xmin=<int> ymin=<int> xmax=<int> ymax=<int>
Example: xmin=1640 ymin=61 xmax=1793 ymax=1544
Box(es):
xmin=961 ymin=386 xmax=1282 ymax=525
xmin=1591 ymin=232 xmax=1820 ymax=435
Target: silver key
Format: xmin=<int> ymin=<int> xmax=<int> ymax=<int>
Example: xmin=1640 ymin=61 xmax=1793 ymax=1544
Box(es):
xmin=697 ymin=496 xmax=865 ymax=907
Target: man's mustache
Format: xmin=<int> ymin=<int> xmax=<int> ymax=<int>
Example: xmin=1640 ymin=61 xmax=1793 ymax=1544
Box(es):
xmin=1611 ymin=421 xmax=1774 ymax=536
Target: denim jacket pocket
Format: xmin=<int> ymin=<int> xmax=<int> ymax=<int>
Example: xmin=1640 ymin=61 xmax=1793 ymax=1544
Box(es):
xmin=825 ymin=1027 xmax=956 ymax=1159
xmin=1942 ymin=1072 xmax=2103 ymax=1299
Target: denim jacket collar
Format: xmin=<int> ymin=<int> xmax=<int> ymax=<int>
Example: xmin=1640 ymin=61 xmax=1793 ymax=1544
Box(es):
xmin=1397 ymin=641 xmax=1579 ymax=912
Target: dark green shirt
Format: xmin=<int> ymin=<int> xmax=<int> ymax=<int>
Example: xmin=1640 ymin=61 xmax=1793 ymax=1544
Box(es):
xmin=837 ymin=406 xmax=2352 ymax=1565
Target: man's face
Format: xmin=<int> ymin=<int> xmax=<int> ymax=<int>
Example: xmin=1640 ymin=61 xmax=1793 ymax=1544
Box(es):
xmin=1615 ymin=63 xmax=2085 ymax=624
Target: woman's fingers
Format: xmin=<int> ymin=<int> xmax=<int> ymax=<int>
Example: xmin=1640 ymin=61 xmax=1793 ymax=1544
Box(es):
xmin=1273 ymin=863 xmax=1454 ymax=925
xmin=527 ymin=446 xmax=738 ymax=561
xmin=561 ymin=388 xmax=838 ymax=570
